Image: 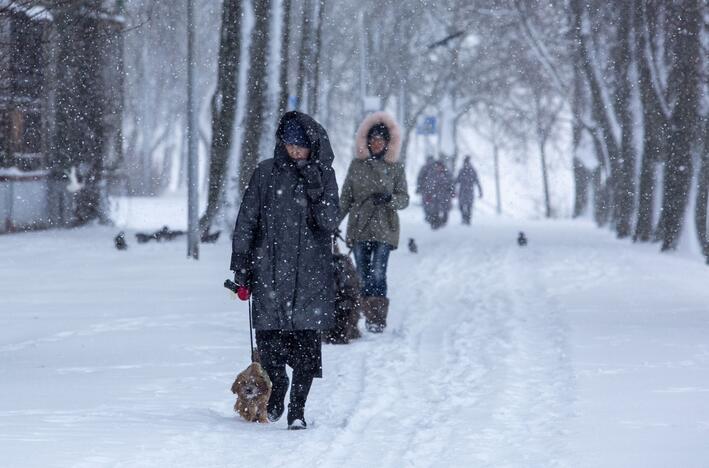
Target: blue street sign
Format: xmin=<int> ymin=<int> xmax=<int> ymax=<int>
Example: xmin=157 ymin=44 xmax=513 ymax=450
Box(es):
xmin=417 ymin=116 xmax=437 ymax=135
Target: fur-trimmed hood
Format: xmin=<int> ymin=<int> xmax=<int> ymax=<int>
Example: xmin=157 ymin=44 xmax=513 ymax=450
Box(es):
xmin=354 ymin=111 xmax=402 ymax=164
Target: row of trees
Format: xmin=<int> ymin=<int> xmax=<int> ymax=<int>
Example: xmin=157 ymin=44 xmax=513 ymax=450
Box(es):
xmin=119 ymin=0 xmax=571 ymax=231
xmin=376 ymin=0 xmax=708 ymax=258
xmin=199 ymin=0 xmax=550 ymax=233
xmin=121 ymin=0 xmax=707 ymax=261
xmin=563 ymin=0 xmax=707 ymax=255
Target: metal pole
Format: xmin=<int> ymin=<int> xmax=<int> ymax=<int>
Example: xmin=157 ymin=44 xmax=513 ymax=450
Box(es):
xmin=186 ymin=0 xmax=199 ymax=259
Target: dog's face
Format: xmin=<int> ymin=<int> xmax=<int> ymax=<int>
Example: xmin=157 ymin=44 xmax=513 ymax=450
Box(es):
xmin=232 ymin=362 xmax=271 ymax=401
xmin=231 ymin=362 xmax=273 ymax=423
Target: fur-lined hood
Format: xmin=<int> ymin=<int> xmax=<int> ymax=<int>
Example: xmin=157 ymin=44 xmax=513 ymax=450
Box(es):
xmin=354 ymin=111 xmax=402 ymax=164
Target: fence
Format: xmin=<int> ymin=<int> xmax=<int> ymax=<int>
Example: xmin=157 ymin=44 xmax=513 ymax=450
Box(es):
xmin=0 ymin=169 xmax=50 ymax=233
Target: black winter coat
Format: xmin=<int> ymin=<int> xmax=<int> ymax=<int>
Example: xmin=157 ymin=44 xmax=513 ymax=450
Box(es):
xmin=230 ymin=112 xmax=340 ymax=331
xmin=456 ymin=163 xmax=482 ymax=204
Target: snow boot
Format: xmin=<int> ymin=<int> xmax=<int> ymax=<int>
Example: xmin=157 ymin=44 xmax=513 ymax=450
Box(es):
xmin=364 ymin=297 xmax=389 ymax=333
xmin=286 ymin=369 xmax=313 ymax=430
xmin=287 ymin=418 xmax=307 ymax=430
xmin=359 ymin=296 xmax=375 ymax=332
xmin=266 ymin=369 xmax=289 ymax=422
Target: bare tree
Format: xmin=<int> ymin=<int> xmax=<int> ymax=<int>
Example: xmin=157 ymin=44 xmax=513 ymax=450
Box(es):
xmin=199 ymin=0 xmax=242 ymax=234
xmin=657 ymin=0 xmax=702 ymax=251
xmin=633 ymin=0 xmax=667 ymax=242
xmin=277 ymin=0 xmax=292 ymax=115
xmin=238 ymin=0 xmax=272 ymax=195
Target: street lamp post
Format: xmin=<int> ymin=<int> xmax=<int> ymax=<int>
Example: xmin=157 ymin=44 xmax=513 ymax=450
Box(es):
xmin=186 ymin=0 xmax=199 ymax=259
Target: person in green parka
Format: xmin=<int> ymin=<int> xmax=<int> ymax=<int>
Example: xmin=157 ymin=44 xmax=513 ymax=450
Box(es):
xmin=339 ymin=111 xmax=409 ymax=332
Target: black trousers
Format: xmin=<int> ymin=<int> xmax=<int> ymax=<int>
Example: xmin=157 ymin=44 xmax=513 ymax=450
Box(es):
xmin=255 ymin=330 xmax=322 ymax=419
xmin=460 ymin=201 xmax=473 ymax=224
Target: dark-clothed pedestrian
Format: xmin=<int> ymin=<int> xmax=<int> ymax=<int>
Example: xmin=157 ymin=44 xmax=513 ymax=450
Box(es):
xmin=339 ymin=111 xmax=409 ymax=333
xmin=230 ymin=111 xmax=339 ymax=430
xmin=420 ymin=159 xmax=454 ymax=229
xmin=455 ymin=156 xmax=483 ymax=225
xmin=416 ymin=155 xmax=435 ymax=196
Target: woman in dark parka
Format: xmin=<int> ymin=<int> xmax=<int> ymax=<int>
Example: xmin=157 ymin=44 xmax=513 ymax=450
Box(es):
xmin=230 ymin=111 xmax=339 ymax=430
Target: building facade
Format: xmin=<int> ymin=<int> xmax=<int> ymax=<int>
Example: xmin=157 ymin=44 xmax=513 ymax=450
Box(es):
xmin=0 ymin=0 xmax=123 ymax=233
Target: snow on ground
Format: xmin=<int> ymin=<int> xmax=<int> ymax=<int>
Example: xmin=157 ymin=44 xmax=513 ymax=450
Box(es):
xmin=1 ymin=203 xmax=709 ymax=467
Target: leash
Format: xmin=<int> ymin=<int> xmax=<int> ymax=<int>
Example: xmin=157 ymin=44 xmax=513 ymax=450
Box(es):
xmin=248 ymin=295 xmax=255 ymax=361
xmin=223 ymin=279 xmax=256 ymax=360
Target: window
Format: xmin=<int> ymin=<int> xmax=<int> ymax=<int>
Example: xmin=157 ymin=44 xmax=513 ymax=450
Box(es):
xmin=10 ymin=14 xmax=44 ymax=99
xmin=0 ymin=110 xmax=8 ymax=168
xmin=10 ymin=109 xmax=41 ymax=154
xmin=0 ymin=108 xmax=44 ymax=170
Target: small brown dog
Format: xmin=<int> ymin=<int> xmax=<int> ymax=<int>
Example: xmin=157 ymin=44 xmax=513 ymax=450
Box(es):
xmin=230 ymin=357 xmax=272 ymax=423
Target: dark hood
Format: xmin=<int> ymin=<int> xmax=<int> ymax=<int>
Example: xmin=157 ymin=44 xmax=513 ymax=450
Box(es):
xmin=274 ymin=111 xmax=335 ymax=167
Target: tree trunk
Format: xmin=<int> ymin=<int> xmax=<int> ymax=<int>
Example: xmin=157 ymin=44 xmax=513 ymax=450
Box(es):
xmin=309 ymin=0 xmax=325 ymax=116
xmin=48 ymin=6 xmax=79 ymax=227
xmin=612 ymin=1 xmax=636 ymax=238
xmin=277 ymin=0 xmax=292 ymax=116
xmin=573 ymin=158 xmax=591 ymax=218
xmin=540 ymin=135 xmax=551 ymax=218
xmin=238 ymin=0 xmax=272 ymax=195
xmin=493 ymin=142 xmax=502 ymax=215
xmin=571 ymin=37 xmax=590 ymax=218
xmin=571 ymin=0 xmax=621 ymax=224
xmin=695 ymin=122 xmax=709 ymax=263
xmin=593 ymin=168 xmax=611 ymax=226
xmin=295 ymin=0 xmax=311 ymax=112
xmin=633 ymin=0 xmax=665 ymax=242
xmin=199 ymin=0 xmax=242 ymax=234
xmin=658 ymin=0 xmax=701 ymax=251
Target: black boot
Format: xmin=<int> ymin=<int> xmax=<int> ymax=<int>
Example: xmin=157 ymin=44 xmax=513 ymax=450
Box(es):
xmin=287 ymin=370 xmax=314 ymax=430
xmin=265 ymin=367 xmax=288 ymax=422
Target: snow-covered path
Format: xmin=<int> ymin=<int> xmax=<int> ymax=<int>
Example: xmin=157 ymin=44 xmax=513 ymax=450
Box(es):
xmin=2 ymin=210 xmax=709 ymax=467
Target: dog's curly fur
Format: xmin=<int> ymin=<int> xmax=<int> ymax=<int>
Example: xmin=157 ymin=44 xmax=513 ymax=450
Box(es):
xmin=231 ymin=361 xmax=272 ymax=423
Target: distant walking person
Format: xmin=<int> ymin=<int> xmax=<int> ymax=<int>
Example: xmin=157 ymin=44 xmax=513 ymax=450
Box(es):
xmin=339 ymin=111 xmax=409 ymax=333
xmin=230 ymin=111 xmax=339 ymax=430
xmin=421 ymin=159 xmax=454 ymax=229
xmin=455 ymin=156 xmax=483 ymax=225
xmin=416 ymin=155 xmax=435 ymax=196
xmin=416 ymin=155 xmax=435 ymax=223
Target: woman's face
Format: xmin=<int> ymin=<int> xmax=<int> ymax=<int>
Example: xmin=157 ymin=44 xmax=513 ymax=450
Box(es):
xmin=368 ymin=136 xmax=387 ymax=155
xmin=286 ymin=144 xmax=311 ymax=161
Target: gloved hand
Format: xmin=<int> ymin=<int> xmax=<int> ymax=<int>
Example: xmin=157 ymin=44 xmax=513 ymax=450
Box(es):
xmin=233 ymin=270 xmax=251 ymax=301
xmin=297 ymin=162 xmax=324 ymax=201
xmin=371 ymin=192 xmax=393 ymax=206
xmin=236 ymin=286 xmax=251 ymax=301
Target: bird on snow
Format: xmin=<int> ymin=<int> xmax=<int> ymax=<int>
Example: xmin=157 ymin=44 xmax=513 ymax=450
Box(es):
xmin=114 ymin=232 xmax=128 ymax=250
xmin=408 ymin=238 xmax=418 ymax=254
xmin=517 ymin=231 xmax=528 ymax=247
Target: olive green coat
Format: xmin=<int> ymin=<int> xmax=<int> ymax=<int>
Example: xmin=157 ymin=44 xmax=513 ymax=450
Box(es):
xmin=339 ymin=112 xmax=409 ymax=249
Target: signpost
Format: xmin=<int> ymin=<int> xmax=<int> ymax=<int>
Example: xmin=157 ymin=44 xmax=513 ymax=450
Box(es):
xmin=417 ymin=116 xmax=438 ymax=162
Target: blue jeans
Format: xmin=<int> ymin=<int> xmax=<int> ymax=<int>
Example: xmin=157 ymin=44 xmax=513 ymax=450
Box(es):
xmin=353 ymin=241 xmax=391 ymax=297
